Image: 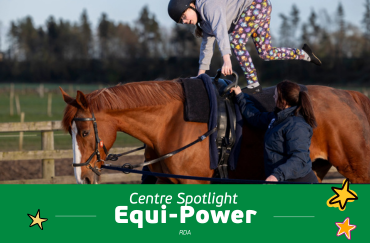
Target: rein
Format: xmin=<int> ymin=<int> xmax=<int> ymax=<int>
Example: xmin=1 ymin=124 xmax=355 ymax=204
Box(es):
xmin=106 ymin=127 xmax=217 ymax=170
xmin=100 ymin=165 xmax=320 ymax=184
xmin=72 ymin=110 xmax=217 ymax=176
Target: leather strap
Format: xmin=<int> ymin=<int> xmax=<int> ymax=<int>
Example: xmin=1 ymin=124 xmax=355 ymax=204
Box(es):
xmin=215 ymin=94 xmax=237 ymax=179
xmin=106 ymin=127 xmax=218 ymax=169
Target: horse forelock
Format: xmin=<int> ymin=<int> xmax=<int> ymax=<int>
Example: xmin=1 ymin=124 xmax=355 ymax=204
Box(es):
xmin=62 ymin=80 xmax=184 ymax=132
xmin=62 ymin=105 xmax=77 ymax=132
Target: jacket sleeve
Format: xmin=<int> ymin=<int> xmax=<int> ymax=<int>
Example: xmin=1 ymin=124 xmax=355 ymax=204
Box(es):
xmin=235 ymin=93 xmax=275 ymax=130
xmin=203 ymin=3 xmax=232 ymax=57
xmin=199 ymin=32 xmax=216 ymax=71
xmin=271 ymin=124 xmax=312 ymax=181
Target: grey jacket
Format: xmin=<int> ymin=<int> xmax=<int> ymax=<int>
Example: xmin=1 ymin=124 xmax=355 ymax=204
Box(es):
xmin=196 ymin=0 xmax=253 ymax=70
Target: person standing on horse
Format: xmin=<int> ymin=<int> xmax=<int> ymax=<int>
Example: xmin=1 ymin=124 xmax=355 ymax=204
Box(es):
xmin=168 ymin=0 xmax=322 ymax=93
xmin=231 ymin=80 xmax=318 ymax=183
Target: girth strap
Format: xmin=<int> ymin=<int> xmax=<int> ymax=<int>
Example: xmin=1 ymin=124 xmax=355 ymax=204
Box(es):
xmin=212 ymin=70 xmax=238 ymax=179
xmin=216 ymin=95 xmax=228 ymax=179
xmin=216 ymin=97 xmax=237 ymax=179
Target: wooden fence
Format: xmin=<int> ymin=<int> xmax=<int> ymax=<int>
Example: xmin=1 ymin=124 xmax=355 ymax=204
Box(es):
xmin=0 ymin=120 xmax=344 ymax=184
xmin=0 ymin=121 xmax=143 ymax=184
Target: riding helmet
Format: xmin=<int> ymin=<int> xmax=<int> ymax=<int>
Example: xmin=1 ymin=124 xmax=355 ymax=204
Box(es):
xmin=168 ymin=0 xmax=194 ymax=23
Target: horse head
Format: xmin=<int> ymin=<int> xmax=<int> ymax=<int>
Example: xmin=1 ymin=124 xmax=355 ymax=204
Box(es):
xmin=60 ymin=87 xmax=117 ymax=184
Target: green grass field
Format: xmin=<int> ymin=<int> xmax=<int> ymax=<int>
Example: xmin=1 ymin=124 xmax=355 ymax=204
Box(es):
xmin=1 ymin=83 xmax=369 ymax=152
xmin=0 ymin=83 xmax=141 ymax=152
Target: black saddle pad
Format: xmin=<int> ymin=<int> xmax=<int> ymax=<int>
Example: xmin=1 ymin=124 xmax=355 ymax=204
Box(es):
xmin=245 ymin=85 xmax=308 ymax=112
xmin=182 ymin=78 xmax=210 ymax=123
xmin=182 ymin=79 xmax=308 ymax=121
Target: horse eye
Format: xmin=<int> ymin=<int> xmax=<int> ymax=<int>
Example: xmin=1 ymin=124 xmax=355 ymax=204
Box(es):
xmin=82 ymin=130 xmax=90 ymax=137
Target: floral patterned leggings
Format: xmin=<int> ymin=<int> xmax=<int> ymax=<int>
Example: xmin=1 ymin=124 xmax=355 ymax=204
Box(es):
xmin=230 ymin=0 xmax=307 ymax=86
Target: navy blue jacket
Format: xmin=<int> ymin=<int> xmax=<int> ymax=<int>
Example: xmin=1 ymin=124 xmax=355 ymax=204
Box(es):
xmin=235 ymin=93 xmax=313 ymax=181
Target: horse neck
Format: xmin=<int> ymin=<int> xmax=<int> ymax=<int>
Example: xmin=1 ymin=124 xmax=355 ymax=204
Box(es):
xmin=110 ymin=100 xmax=184 ymax=148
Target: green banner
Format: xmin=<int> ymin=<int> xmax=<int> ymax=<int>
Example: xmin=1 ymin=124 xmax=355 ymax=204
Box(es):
xmin=0 ymin=182 xmax=366 ymax=242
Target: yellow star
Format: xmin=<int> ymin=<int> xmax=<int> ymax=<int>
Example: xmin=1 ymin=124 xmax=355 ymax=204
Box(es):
xmin=28 ymin=209 xmax=48 ymax=230
xmin=327 ymin=179 xmax=358 ymax=211
xmin=336 ymin=217 xmax=356 ymax=240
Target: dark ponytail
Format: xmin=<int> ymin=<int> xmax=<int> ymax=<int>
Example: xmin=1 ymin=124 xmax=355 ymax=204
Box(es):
xmin=194 ymin=23 xmax=203 ymax=38
xmin=276 ymin=80 xmax=317 ymax=128
xmin=296 ymin=91 xmax=317 ymax=128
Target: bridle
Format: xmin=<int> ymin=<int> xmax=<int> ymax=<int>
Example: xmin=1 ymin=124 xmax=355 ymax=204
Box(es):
xmin=71 ymin=110 xmax=217 ymax=177
xmin=72 ymin=111 xmax=109 ymax=176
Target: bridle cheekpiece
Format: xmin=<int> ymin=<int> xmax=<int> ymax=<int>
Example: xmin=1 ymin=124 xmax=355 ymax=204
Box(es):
xmin=72 ymin=111 xmax=109 ymax=176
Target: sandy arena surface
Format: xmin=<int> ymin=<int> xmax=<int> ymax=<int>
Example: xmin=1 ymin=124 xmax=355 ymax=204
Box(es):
xmin=0 ymin=155 xmax=343 ymax=183
xmin=0 ymin=155 xmax=143 ymax=183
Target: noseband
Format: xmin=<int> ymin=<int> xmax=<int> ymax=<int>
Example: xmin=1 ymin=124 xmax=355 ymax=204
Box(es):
xmin=72 ymin=111 xmax=108 ymax=176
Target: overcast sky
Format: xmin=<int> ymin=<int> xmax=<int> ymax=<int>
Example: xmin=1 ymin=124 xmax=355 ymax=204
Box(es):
xmin=0 ymin=0 xmax=366 ymax=51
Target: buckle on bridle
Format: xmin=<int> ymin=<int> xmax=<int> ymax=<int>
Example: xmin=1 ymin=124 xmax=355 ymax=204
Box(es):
xmin=106 ymin=154 xmax=118 ymax=161
xmin=87 ymin=163 xmax=102 ymax=176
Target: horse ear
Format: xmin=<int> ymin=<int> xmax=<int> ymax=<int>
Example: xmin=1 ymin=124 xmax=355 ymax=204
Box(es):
xmin=76 ymin=90 xmax=89 ymax=110
xmin=59 ymin=87 xmax=75 ymax=105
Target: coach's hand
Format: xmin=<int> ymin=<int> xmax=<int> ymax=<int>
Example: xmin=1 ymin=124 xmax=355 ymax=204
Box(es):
xmin=265 ymin=175 xmax=278 ymax=182
xmin=230 ymin=86 xmax=242 ymax=95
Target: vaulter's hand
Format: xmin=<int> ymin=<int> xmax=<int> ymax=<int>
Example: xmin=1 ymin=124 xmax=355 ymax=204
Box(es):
xmin=265 ymin=175 xmax=278 ymax=182
xmin=222 ymin=54 xmax=232 ymax=76
xmin=197 ymin=69 xmax=206 ymax=76
xmin=230 ymin=86 xmax=242 ymax=95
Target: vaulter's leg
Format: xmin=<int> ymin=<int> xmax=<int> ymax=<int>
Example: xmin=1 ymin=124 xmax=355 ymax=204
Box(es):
xmin=230 ymin=10 xmax=261 ymax=93
xmin=252 ymin=0 xmax=321 ymax=66
xmin=230 ymin=40 xmax=260 ymax=93
xmin=230 ymin=0 xmax=319 ymax=94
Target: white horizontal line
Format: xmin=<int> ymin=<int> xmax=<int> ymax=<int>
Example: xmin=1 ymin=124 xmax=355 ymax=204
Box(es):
xmin=55 ymin=215 xmax=97 ymax=217
xmin=169 ymin=214 xmax=178 ymax=218
xmin=273 ymin=216 xmax=315 ymax=218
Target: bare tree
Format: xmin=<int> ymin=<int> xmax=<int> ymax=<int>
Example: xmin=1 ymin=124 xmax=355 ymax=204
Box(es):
xmin=363 ymin=0 xmax=370 ymax=52
xmin=0 ymin=21 xmax=2 ymax=51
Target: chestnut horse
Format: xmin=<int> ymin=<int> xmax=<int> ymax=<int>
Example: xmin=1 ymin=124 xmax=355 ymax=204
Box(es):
xmin=60 ymin=81 xmax=370 ymax=184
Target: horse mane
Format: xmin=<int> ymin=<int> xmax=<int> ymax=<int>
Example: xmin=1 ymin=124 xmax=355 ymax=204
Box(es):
xmin=62 ymin=80 xmax=184 ymax=132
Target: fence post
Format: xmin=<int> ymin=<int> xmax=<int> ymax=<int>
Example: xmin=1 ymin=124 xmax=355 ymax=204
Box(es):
xmin=47 ymin=93 xmax=52 ymax=117
xmin=19 ymin=112 xmax=24 ymax=151
xmin=363 ymin=88 xmax=369 ymax=97
xmin=39 ymin=83 xmax=44 ymax=98
xmin=15 ymin=94 xmax=21 ymax=115
xmin=41 ymin=131 xmax=55 ymax=180
xmin=10 ymin=83 xmax=14 ymax=116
